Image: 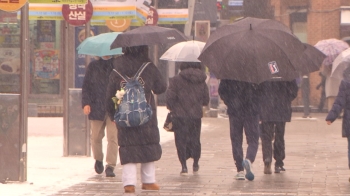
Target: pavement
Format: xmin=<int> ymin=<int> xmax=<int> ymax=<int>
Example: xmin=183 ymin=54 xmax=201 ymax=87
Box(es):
xmin=2 ymin=107 xmax=350 ymax=195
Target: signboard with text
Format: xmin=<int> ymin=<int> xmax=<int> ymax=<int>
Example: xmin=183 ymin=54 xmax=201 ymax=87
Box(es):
xmin=0 ymin=0 xmax=26 ymax=12
xmin=62 ymin=0 xmax=93 ymax=26
xmin=29 ymin=0 xmax=87 ymax=4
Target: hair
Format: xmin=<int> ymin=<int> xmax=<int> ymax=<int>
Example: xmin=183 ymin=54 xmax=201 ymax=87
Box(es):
xmin=179 ymin=62 xmax=202 ymax=71
xmin=122 ymin=45 xmax=148 ymax=58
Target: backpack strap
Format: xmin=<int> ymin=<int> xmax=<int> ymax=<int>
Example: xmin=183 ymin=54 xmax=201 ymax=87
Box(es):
xmin=113 ymin=69 xmax=130 ymax=82
xmin=134 ymin=62 xmax=151 ymax=80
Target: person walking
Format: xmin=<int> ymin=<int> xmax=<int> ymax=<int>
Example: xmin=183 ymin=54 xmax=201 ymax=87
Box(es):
xmin=106 ymin=45 xmax=167 ymax=194
xmin=258 ymin=80 xmax=298 ymax=174
xmin=218 ymin=80 xmax=260 ymax=181
xmin=301 ymin=74 xmax=311 ymax=118
xmin=326 ymin=67 xmax=350 ymax=179
xmin=316 ymin=72 xmax=326 ymax=112
xmin=82 ymin=56 xmax=118 ymax=177
xmin=165 ymin=62 xmax=209 ymax=176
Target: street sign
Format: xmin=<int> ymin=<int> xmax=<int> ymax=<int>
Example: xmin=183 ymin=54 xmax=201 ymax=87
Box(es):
xmin=106 ymin=19 xmax=131 ymax=32
xmin=0 ymin=0 xmax=26 ymax=12
xmin=62 ymin=0 xmax=93 ymax=26
xmin=228 ymin=0 xmax=243 ymax=6
xmin=145 ymin=6 xmax=158 ymax=26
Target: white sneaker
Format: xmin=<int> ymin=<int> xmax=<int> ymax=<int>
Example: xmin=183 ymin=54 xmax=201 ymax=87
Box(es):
xmin=235 ymin=171 xmax=245 ymax=180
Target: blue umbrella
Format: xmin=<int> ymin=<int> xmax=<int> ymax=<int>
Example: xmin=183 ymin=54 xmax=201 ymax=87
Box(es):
xmin=77 ymin=32 xmax=123 ymax=57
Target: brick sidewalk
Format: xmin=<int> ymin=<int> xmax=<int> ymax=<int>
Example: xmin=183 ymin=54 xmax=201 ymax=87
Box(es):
xmin=53 ymin=113 xmax=350 ymax=196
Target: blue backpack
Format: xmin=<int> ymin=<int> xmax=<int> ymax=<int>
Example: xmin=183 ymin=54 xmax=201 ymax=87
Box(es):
xmin=113 ymin=62 xmax=153 ymax=127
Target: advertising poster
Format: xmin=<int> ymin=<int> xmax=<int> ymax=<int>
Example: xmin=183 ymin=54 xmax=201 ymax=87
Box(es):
xmin=33 ymin=49 xmax=59 ymax=79
xmin=37 ymin=20 xmax=56 ymax=42
xmin=195 ymin=20 xmax=210 ymax=42
xmin=0 ymin=48 xmax=20 ymax=74
xmin=0 ymin=48 xmax=20 ymax=93
xmin=74 ymin=26 xmax=97 ymax=88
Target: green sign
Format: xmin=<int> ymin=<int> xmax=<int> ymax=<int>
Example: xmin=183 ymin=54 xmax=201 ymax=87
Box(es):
xmin=29 ymin=0 xmax=87 ymax=4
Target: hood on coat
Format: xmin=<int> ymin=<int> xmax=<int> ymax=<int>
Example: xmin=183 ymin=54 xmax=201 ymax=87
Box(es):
xmin=179 ymin=68 xmax=207 ymax=83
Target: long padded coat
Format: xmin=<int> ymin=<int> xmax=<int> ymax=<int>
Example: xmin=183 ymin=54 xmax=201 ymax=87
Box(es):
xmin=166 ymin=68 xmax=209 ymax=118
xmin=326 ymin=78 xmax=350 ymax=137
xmin=106 ymin=55 xmax=167 ymax=165
xmin=258 ymin=80 xmax=298 ymax=122
xmin=82 ymin=58 xmax=114 ymax=120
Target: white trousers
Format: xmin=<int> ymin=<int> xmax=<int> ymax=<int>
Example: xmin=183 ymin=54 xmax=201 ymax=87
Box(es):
xmin=122 ymin=162 xmax=155 ymax=187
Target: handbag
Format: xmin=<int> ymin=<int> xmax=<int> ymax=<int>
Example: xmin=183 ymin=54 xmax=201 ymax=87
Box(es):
xmin=163 ymin=112 xmax=173 ymax=132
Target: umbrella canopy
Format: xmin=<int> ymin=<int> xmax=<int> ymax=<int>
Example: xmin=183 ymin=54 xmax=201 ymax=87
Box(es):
xmin=314 ymin=38 xmax=349 ymax=67
xmin=297 ymin=43 xmax=326 ymax=75
xmin=159 ymin=40 xmax=205 ymax=62
xmin=77 ymin=32 xmax=123 ymax=57
xmin=331 ymin=48 xmax=350 ymax=79
xmin=198 ymin=17 xmax=306 ymax=84
xmin=110 ymin=25 xmax=188 ymax=49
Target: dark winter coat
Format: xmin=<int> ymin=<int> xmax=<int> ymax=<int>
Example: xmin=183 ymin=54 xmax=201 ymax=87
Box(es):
xmin=326 ymin=78 xmax=350 ymax=137
xmin=166 ymin=68 xmax=209 ymax=118
xmin=218 ymin=80 xmax=259 ymax=117
xmin=106 ymin=55 xmax=167 ymax=165
xmin=82 ymin=58 xmax=114 ymax=120
xmin=258 ymin=80 xmax=298 ymax=122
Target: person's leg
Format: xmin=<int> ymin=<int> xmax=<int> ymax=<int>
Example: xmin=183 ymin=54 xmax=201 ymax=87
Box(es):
xmin=302 ymin=77 xmax=310 ymax=117
xmin=244 ymin=115 xmax=259 ymax=163
xmin=141 ymin=162 xmax=156 ymax=184
xmin=173 ymin=117 xmax=189 ymax=173
xmin=260 ymin=121 xmax=274 ymax=174
xmin=274 ymin=122 xmax=286 ymax=173
xmin=188 ymin=118 xmax=201 ymax=171
xmin=90 ymin=120 xmax=106 ymax=162
xmin=105 ymin=114 xmax=118 ymax=168
xmin=122 ymin=163 xmax=137 ymax=187
xmin=260 ymin=122 xmax=274 ymax=163
xmin=242 ymin=114 xmax=259 ymax=180
xmin=228 ymin=115 xmax=244 ymax=172
xmin=141 ymin=162 xmax=159 ymax=190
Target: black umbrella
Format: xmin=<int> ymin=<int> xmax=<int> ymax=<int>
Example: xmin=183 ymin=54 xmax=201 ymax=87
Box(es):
xmin=297 ymin=43 xmax=326 ymax=75
xmin=198 ymin=17 xmax=307 ymax=84
xmin=110 ymin=26 xmax=188 ymax=49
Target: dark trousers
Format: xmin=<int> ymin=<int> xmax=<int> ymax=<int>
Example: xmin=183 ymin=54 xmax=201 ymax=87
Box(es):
xmin=301 ymin=77 xmax=310 ymax=116
xmin=228 ymin=114 xmax=259 ymax=172
xmin=260 ymin=121 xmax=286 ymax=167
xmin=173 ymin=117 xmax=201 ymax=168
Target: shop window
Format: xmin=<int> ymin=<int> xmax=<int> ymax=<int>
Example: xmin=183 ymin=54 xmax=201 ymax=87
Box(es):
xmin=29 ymin=20 xmax=61 ymax=95
xmin=290 ymin=11 xmax=307 ymax=43
xmin=0 ymin=11 xmax=20 ymax=94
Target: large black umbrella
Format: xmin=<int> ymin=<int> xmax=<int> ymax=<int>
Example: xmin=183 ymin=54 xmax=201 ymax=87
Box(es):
xmin=297 ymin=43 xmax=326 ymax=75
xmin=110 ymin=26 xmax=188 ymax=49
xmin=198 ymin=17 xmax=307 ymax=84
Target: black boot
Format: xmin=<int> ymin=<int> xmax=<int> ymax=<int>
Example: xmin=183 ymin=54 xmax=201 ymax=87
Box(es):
xmin=180 ymin=163 xmax=188 ymax=176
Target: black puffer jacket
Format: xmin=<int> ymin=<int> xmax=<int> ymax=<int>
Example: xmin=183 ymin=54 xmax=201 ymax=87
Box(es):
xmin=219 ymin=80 xmax=259 ymax=117
xmin=166 ymin=68 xmax=209 ymax=118
xmin=258 ymin=80 xmax=298 ymax=122
xmin=106 ymin=53 xmax=167 ymax=165
xmin=82 ymin=58 xmax=113 ymax=120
